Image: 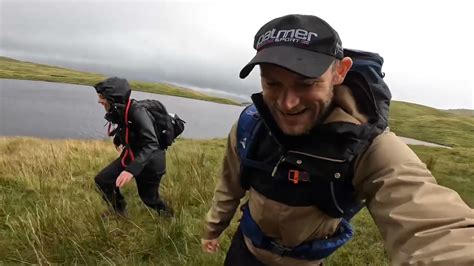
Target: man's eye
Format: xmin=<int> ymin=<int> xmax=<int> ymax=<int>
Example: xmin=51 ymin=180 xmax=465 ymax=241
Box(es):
xmin=301 ymin=80 xmax=318 ymax=86
xmin=265 ymin=81 xmax=279 ymax=86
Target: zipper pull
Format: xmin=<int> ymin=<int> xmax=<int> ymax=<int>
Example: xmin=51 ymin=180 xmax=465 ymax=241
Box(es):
xmin=271 ymin=155 xmax=285 ymax=177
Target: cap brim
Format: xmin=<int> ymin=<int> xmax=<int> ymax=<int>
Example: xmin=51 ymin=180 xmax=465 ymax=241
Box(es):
xmin=239 ymin=46 xmax=334 ymax=79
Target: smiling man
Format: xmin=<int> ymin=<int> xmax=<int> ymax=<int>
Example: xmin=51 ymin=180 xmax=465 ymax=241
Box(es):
xmin=201 ymin=14 xmax=474 ymax=265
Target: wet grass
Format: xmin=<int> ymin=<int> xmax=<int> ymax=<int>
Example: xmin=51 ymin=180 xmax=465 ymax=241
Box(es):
xmin=0 ymin=138 xmax=228 ymax=265
xmin=1 ymin=134 xmax=472 ymax=265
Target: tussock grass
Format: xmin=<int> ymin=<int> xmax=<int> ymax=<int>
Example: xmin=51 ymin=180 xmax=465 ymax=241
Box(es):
xmin=2 ymin=136 xmax=472 ymax=265
xmin=0 ymin=56 xmax=240 ymax=105
xmin=0 ymin=137 xmax=384 ymax=264
xmin=0 ymin=137 xmax=227 ymax=264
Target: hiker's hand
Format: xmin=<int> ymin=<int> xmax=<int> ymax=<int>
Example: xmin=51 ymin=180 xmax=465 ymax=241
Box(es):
xmin=201 ymin=238 xmax=219 ymax=253
xmin=115 ymin=144 xmax=124 ymax=152
xmin=116 ymin=171 xmax=133 ymax=188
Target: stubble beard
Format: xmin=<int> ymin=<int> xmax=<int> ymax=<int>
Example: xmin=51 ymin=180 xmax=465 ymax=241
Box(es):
xmin=269 ymin=99 xmax=332 ymax=136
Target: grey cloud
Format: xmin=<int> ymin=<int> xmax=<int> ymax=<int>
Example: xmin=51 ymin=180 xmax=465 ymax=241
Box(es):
xmin=3 ymin=0 xmax=471 ymax=108
xmin=1 ymin=0 xmax=259 ymax=101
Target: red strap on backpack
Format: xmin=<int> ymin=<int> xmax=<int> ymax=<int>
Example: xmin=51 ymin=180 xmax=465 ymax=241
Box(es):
xmin=121 ymin=99 xmax=135 ymax=167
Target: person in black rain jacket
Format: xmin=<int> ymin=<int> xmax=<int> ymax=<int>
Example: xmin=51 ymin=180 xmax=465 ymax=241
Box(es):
xmin=93 ymin=77 xmax=173 ymax=217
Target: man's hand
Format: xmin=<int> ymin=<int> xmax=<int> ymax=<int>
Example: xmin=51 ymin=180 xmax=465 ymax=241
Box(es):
xmin=201 ymin=238 xmax=220 ymax=253
xmin=116 ymin=171 xmax=134 ymax=188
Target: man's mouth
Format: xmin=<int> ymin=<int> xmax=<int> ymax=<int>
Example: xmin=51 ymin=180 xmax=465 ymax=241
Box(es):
xmin=280 ymin=108 xmax=308 ymax=116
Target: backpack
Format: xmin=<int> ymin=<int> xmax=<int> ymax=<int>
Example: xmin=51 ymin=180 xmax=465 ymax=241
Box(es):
xmin=137 ymin=99 xmax=186 ymax=150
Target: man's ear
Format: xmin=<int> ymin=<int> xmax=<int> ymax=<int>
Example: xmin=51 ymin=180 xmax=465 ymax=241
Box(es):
xmin=333 ymin=57 xmax=353 ymax=85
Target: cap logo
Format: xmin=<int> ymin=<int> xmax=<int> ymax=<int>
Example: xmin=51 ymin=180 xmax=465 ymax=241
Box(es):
xmin=335 ymin=42 xmax=343 ymax=56
xmin=256 ymin=28 xmax=318 ymax=50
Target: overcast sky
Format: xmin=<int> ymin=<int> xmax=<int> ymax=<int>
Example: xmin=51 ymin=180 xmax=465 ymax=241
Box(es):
xmin=1 ymin=0 xmax=473 ymax=109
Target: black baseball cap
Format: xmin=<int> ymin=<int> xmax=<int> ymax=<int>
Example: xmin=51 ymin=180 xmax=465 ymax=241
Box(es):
xmin=239 ymin=14 xmax=343 ymax=79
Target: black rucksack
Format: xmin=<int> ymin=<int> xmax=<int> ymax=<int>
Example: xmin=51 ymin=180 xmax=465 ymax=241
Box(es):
xmin=137 ymin=99 xmax=185 ymax=150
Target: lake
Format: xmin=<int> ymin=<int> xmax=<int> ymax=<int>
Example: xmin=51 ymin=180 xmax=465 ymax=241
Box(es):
xmin=0 ymin=79 xmax=450 ymax=149
xmin=0 ymin=79 xmax=245 ymax=139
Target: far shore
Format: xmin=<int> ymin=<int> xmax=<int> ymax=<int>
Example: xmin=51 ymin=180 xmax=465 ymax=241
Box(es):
xmin=0 ymin=56 xmax=241 ymax=106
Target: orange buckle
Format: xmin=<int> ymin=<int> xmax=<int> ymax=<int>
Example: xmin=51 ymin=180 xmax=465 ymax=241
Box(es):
xmin=288 ymin=170 xmax=300 ymax=184
xmin=288 ymin=170 xmax=311 ymax=184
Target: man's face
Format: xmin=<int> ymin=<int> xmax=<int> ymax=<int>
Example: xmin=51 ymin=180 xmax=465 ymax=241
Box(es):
xmin=260 ymin=63 xmax=338 ymax=136
xmin=97 ymin=94 xmax=111 ymax=111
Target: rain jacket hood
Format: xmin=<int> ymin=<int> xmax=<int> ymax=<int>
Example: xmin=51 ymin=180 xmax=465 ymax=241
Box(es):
xmin=94 ymin=77 xmax=132 ymax=124
xmin=94 ymin=77 xmax=132 ymax=104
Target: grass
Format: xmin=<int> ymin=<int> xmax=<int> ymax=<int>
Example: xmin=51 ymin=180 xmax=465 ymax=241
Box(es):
xmin=0 ymin=138 xmax=229 ymax=265
xmin=446 ymin=109 xmax=474 ymax=116
xmin=1 ymin=133 xmax=473 ymax=265
xmin=389 ymin=101 xmax=474 ymax=148
xmin=0 ymin=56 xmax=240 ymax=105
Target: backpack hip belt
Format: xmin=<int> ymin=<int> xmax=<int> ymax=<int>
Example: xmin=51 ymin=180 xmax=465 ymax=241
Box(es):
xmin=240 ymin=205 xmax=353 ymax=261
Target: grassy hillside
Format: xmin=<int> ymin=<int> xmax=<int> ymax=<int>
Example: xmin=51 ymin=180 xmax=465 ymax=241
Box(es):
xmin=0 ymin=56 xmax=239 ymax=105
xmin=389 ymin=101 xmax=474 ymax=148
xmin=446 ymin=109 xmax=474 ymax=116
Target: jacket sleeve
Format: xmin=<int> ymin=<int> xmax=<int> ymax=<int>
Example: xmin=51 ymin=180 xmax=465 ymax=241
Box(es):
xmin=202 ymin=123 xmax=246 ymax=240
xmin=125 ymin=106 xmax=160 ymax=176
xmin=353 ymin=131 xmax=474 ymax=265
xmin=113 ymin=128 xmax=123 ymax=147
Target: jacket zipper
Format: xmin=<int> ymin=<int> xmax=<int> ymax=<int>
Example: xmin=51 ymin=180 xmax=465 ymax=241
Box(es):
xmin=330 ymin=182 xmax=344 ymax=214
xmin=271 ymin=155 xmax=285 ymax=177
xmin=287 ymin=150 xmax=346 ymax=163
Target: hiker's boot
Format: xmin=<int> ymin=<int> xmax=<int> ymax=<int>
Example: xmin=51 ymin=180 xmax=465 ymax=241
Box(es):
xmin=100 ymin=208 xmax=129 ymax=219
xmin=157 ymin=202 xmax=174 ymax=217
xmin=101 ymin=196 xmax=128 ymax=219
xmin=116 ymin=207 xmax=129 ymax=219
xmin=114 ymin=198 xmax=128 ymax=218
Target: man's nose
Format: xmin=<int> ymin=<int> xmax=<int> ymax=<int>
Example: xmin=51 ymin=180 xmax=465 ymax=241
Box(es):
xmin=278 ymin=89 xmax=300 ymax=112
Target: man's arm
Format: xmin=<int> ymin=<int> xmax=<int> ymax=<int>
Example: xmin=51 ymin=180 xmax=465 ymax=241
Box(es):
xmin=353 ymin=131 xmax=474 ymax=265
xmin=202 ymin=124 xmax=246 ymax=242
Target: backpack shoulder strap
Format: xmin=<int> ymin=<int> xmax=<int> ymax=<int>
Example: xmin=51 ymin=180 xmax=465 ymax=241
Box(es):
xmin=237 ymin=104 xmax=260 ymax=160
xmin=237 ymin=104 xmax=274 ymax=178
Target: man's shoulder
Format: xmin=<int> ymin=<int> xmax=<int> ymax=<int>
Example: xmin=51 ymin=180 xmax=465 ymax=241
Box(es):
xmin=352 ymin=129 xmax=426 ymax=188
xmin=372 ymin=129 xmax=402 ymax=145
xmin=359 ymin=129 xmax=422 ymax=168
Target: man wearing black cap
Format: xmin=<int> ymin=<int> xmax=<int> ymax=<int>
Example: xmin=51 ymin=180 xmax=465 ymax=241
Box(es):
xmin=93 ymin=77 xmax=173 ymax=218
xmin=201 ymin=14 xmax=474 ymax=265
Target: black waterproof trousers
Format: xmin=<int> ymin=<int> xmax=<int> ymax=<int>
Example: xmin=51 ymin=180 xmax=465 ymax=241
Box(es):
xmin=224 ymin=226 xmax=265 ymax=266
xmin=94 ymin=151 xmax=167 ymax=213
